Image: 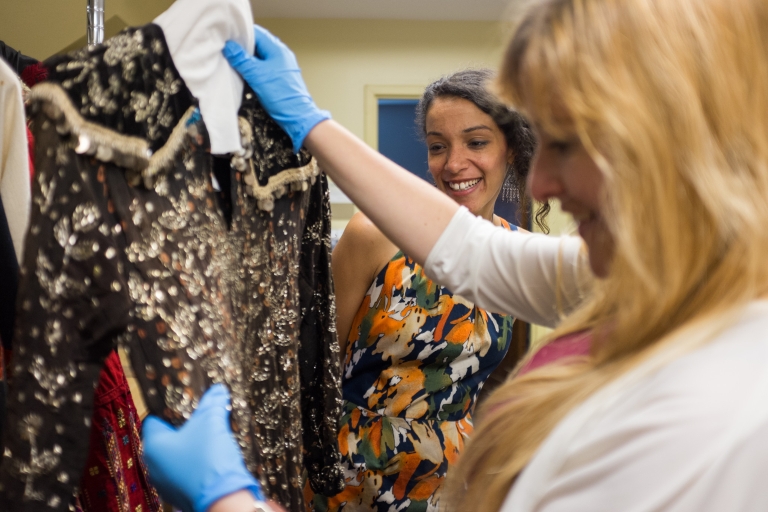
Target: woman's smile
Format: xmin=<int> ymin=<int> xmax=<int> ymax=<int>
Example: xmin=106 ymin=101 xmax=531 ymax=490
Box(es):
xmin=445 ymin=177 xmax=483 ymax=194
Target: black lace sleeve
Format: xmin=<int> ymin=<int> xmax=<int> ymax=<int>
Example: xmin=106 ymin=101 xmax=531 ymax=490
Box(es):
xmin=299 ymin=174 xmax=345 ymax=496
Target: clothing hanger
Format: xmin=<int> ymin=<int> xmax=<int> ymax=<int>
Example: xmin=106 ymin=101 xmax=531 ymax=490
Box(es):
xmin=155 ymin=0 xmax=255 ymax=155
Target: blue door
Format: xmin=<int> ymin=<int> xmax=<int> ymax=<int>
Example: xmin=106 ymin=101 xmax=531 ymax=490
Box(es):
xmin=377 ymin=99 xmax=430 ymax=181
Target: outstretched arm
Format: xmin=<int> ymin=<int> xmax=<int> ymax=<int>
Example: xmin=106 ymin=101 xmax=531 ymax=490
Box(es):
xmin=223 ymin=26 xmax=458 ymax=265
xmin=306 ymin=121 xmax=458 ymax=265
xmin=223 ymin=26 xmax=592 ymax=322
xmin=425 ymin=208 xmax=591 ymax=326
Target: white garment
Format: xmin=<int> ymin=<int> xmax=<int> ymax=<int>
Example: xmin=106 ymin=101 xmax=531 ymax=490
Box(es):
xmin=501 ymin=300 xmax=768 ymax=512
xmin=155 ymin=0 xmax=254 ymax=155
xmin=0 ymin=58 xmax=31 ymax=263
xmin=425 ymin=209 xmax=768 ymax=512
xmin=424 ymin=206 xmax=590 ymax=327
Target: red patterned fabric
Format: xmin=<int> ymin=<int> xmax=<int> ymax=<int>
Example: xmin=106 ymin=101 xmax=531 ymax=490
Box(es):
xmin=1 ymin=346 xmax=10 ymax=383
xmin=75 ymin=351 xmax=161 ymax=512
xmin=20 ymin=61 xmax=48 ymax=88
xmin=26 ymin=125 xmax=34 ymax=180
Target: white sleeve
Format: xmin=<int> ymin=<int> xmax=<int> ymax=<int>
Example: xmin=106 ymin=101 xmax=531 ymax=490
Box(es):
xmin=501 ymin=305 xmax=768 ymax=512
xmin=424 ymin=207 xmax=590 ymax=327
xmin=154 ymin=0 xmax=254 ymax=154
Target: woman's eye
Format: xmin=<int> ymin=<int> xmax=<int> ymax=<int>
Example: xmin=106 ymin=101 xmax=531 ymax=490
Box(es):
xmin=429 ymin=144 xmax=445 ymax=152
xmin=468 ymin=140 xmax=490 ymax=149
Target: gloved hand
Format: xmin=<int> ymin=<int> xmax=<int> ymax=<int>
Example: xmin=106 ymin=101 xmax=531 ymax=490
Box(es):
xmin=141 ymin=384 xmax=266 ymax=512
xmin=223 ymin=25 xmax=330 ymax=152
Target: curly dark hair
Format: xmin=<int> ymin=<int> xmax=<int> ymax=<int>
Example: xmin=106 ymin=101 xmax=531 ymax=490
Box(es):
xmin=415 ymin=69 xmax=549 ymax=232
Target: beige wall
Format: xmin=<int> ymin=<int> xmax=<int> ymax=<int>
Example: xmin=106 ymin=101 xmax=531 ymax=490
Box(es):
xmin=1 ymin=0 xmax=174 ymax=60
xmin=258 ymin=18 xmax=509 ymax=142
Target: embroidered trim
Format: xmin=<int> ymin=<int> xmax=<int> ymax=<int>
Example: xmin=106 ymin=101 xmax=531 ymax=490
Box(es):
xmin=28 ymin=82 xmax=196 ymax=181
xmin=244 ymin=159 xmax=320 ymax=212
xmin=29 ymin=82 xmax=321 ymax=212
xmin=28 ymin=83 xmax=154 ymax=171
xmin=237 ymin=116 xmax=321 ymax=212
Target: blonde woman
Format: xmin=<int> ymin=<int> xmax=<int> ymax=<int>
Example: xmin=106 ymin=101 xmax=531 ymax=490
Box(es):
xmin=140 ymin=1 xmax=768 ymax=510
xmin=444 ymin=0 xmax=768 ymax=509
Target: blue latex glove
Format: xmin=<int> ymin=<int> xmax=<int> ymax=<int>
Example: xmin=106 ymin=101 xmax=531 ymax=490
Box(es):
xmin=223 ymin=25 xmax=330 ymax=152
xmin=141 ymin=384 xmax=265 ymax=512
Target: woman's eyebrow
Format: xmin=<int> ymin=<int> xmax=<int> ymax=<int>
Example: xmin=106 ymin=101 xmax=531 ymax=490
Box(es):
xmin=426 ymin=125 xmax=493 ymax=137
xmin=463 ymin=125 xmax=493 ymax=133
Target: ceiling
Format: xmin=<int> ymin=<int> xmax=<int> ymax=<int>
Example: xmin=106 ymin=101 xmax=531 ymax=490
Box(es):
xmin=250 ymin=0 xmax=516 ymax=21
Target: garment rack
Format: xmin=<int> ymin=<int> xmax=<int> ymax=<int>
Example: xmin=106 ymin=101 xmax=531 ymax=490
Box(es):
xmin=87 ymin=0 xmax=105 ymax=48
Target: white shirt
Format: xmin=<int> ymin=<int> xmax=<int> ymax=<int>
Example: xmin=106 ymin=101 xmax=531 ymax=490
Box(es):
xmin=0 ymin=58 xmax=31 ymax=263
xmin=424 ymin=206 xmax=589 ymax=327
xmin=503 ymin=301 xmax=768 ymax=512
xmin=155 ymin=0 xmax=254 ymax=155
xmin=425 ymin=208 xmax=768 ymax=511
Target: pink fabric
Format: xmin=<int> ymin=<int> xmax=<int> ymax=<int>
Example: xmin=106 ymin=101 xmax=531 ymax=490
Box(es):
xmin=518 ymin=331 xmax=591 ymax=376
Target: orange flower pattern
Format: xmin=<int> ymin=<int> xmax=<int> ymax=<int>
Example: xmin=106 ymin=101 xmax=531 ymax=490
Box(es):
xmin=308 ymin=221 xmax=516 ymax=511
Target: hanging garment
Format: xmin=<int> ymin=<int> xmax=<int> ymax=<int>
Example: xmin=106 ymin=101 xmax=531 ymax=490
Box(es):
xmin=0 ymin=195 xmax=17 ymax=353
xmin=0 ymin=57 xmax=31 ymax=264
xmin=0 ymin=40 xmax=38 ymax=76
xmin=154 ymin=0 xmax=254 ymax=155
xmin=74 ymin=351 xmax=161 ymax=512
xmin=308 ymin=221 xmax=517 ymax=511
xmin=0 ymin=194 xmax=17 ymax=451
xmin=20 ymin=62 xmax=48 ymax=89
xmin=0 ymin=24 xmax=343 ymax=512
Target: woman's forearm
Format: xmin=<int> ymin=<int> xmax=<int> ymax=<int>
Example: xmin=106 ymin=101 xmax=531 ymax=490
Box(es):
xmin=305 ymin=120 xmax=460 ymax=266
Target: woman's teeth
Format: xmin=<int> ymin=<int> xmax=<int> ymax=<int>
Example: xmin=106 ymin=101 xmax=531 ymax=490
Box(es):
xmin=447 ymin=178 xmax=480 ymax=191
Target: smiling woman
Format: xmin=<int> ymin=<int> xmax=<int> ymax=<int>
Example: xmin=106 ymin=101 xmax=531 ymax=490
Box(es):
xmin=417 ymin=69 xmax=546 ymax=229
xmin=310 ymin=69 xmax=543 ymax=511
xmin=426 ymin=97 xmax=514 ymax=221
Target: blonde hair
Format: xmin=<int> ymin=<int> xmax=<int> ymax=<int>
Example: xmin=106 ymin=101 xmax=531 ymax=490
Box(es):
xmin=444 ymin=0 xmax=768 ymax=509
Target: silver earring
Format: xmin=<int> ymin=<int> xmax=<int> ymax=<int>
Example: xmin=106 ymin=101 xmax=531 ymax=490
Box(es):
xmin=501 ymin=165 xmax=519 ymax=203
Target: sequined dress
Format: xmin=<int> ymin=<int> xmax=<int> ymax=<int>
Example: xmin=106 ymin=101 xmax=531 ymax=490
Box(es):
xmin=307 ymin=220 xmax=516 ymax=511
xmin=0 ymin=25 xmax=343 ymax=512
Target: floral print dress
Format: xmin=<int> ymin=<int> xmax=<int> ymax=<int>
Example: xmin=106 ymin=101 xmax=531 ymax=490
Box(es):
xmin=307 ymin=220 xmax=517 ymax=512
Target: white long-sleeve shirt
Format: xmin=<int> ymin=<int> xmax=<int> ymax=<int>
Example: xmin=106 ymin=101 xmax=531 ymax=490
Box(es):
xmin=425 ymin=207 xmax=768 ymax=512
xmin=424 ymin=206 xmax=590 ymax=327
xmin=503 ymin=301 xmax=768 ymax=512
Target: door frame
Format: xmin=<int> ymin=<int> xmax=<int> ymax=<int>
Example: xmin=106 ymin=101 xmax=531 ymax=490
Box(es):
xmin=363 ymin=85 xmax=427 ymax=150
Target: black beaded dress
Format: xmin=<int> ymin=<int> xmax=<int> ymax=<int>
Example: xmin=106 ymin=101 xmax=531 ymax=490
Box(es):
xmin=0 ymin=24 xmax=343 ymax=512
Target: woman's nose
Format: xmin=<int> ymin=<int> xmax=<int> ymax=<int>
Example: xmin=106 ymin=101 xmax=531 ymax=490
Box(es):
xmin=527 ymin=152 xmax=563 ymax=202
xmin=444 ymin=147 xmax=468 ymax=174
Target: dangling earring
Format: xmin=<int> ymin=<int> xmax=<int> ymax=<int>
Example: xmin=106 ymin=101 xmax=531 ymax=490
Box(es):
xmin=501 ymin=164 xmax=519 ymax=203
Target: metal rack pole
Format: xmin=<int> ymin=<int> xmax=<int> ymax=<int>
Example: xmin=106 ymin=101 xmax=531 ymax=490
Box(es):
xmin=87 ymin=0 xmax=105 ymax=48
